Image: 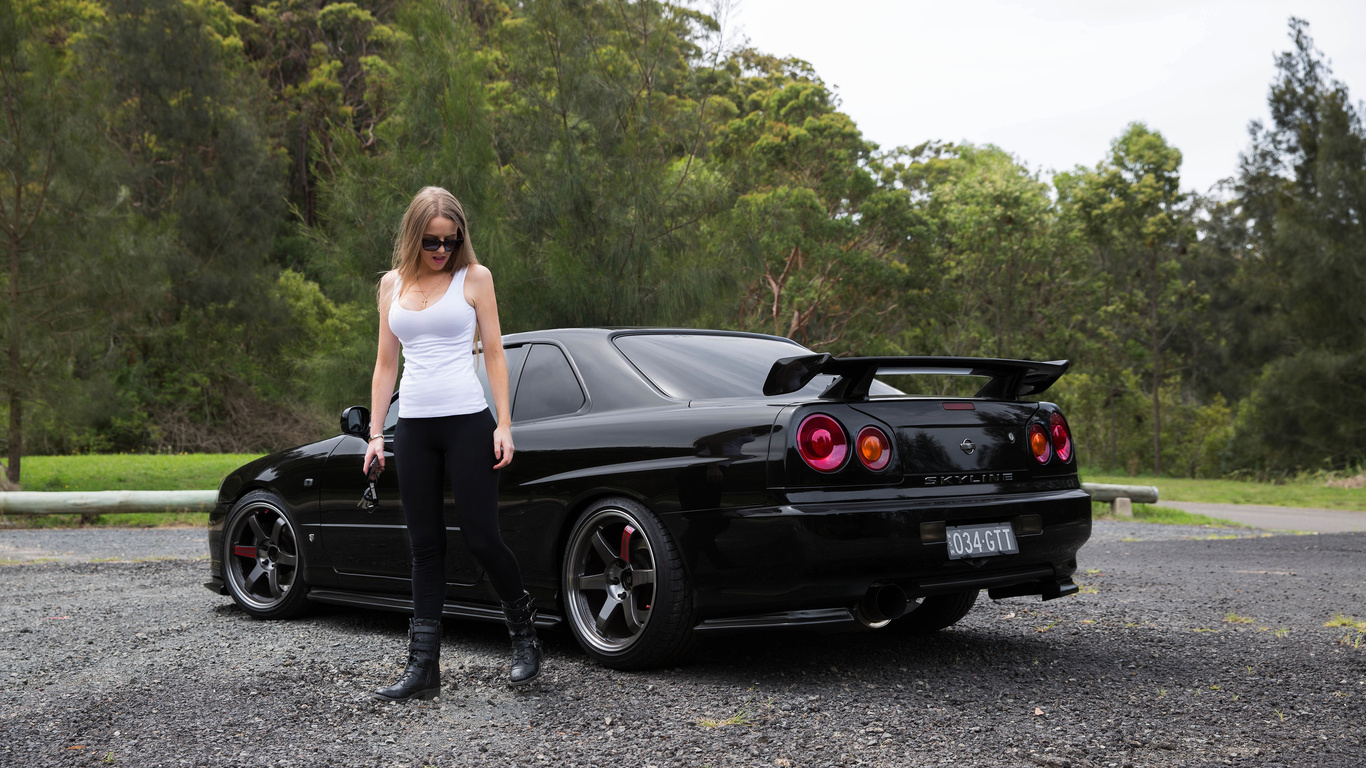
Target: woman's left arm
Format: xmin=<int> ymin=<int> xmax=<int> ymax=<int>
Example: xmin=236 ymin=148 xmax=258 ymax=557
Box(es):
xmin=468 ymin=264 xmax=514 ymax=469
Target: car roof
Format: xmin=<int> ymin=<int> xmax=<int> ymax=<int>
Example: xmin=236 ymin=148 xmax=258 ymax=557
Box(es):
xmin=501 ymin=327 xmax=799 ymax=346
xmin=495 ymin=328 xmax=808 ymax=410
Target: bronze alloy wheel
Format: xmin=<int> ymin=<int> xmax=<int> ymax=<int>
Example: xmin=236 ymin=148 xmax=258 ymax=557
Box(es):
xmin=223 ymin=491 xmax=309 ymax=619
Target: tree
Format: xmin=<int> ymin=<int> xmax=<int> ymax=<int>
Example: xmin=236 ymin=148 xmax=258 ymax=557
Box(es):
xmin=1228 ymin=18 xmax=1366 ymax=470
xmin=235 ymin=0 xmax=401 ymax=228
xmin=80 ymin=0 xmax=312 ymax=451
xmin=714 ymin=53 xmax=910 ymax=353
xmin=0 ymin=0 xmax=110 ymax=482
xmin=487 ymin=0 xmax=734 ymax=329
xmin=1058 ymin=123 xmax=1198 ymax=474
xmin=907 ymin=144 xmax=1085 ymax=362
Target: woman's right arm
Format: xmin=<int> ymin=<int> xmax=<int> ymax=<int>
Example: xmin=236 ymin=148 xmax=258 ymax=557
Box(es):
xmin=364 ymin=271 xmax=401 ymax=474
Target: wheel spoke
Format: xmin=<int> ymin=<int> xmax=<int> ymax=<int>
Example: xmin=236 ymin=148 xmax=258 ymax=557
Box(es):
xmin=267 ymin=565 xmax=283 ymax=598
xmin=590 ymin=530 xmax=616 ymax=565
xmin=269 ymin=518 xmax=284 ymax=546
xmin=623 ymin=598 xmax=645 ymax=634
xmin=594 ymin=596 xmax=620 ymax=632
xmin=631 ymin=568 xmax=655 ymax=586
xmin=247 ymin=515 xmax=268 ymax=543
xmin=576 ymin=572 xmax=608 ymax=592
xmin=276 ymin=551 xmax=298 ymax=568
xmin=245 ymin=563 xmax=267 ymax=591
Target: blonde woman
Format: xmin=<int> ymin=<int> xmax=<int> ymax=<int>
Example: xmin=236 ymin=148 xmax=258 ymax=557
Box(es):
xmin=364 ymin=187 xmax=541 ymax=699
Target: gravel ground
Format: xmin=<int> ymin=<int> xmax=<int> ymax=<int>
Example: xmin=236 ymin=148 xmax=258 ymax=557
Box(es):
xmin=0 ymin=527 xmax=205 ymax=564
xmin=1 ymin=522 xmax=1363 ymax=768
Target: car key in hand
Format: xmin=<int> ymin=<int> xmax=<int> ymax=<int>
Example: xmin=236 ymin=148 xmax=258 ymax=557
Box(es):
xmin=359 ymin=455 xmax=383 ymax=511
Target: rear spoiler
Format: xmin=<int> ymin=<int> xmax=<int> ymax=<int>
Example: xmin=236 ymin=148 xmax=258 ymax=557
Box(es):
xmin=762 ymin=354 xmax=1071 ymax=401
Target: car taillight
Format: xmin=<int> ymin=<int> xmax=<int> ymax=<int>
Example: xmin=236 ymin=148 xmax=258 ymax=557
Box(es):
xmin=797 ymin=414 xmax=849 ymax=472
xmin=856 ymin=426 xmax=892 ymax=471
xmin=1028 ymin=423 xmax=1051 ymax=464
xmin=1049 ymin=411 xmax=1073 ymax=463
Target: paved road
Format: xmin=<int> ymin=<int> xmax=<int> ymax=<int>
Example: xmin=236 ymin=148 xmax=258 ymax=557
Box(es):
xmin=1161 ymin=501 xmax=1366 ymax=533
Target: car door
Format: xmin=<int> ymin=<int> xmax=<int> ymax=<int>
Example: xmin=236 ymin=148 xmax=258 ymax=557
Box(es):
xmin=494 ymin=342 xmax=590 ymax=590
xmin=322 ymin=345 xmax=531 ymax=594
xmin=319 ymin=396 xmax=410 ymax=589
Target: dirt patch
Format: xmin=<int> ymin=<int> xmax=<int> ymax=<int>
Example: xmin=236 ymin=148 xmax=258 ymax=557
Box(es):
xmin=1325 ymin=472 xmax=1366 ymax=489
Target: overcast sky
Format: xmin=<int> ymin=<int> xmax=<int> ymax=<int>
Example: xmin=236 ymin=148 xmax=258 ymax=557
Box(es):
xmin=727 ymin=0 xmax=1366 ymax=195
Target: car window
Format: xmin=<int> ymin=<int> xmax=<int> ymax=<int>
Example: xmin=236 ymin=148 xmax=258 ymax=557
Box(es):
xmin=475 ymin=344 xmax=530 ymax=422
xmin=512 ymin=344 xmax=585 ymax=421
xmin=613 ymin=333 xmax=902 ymax=400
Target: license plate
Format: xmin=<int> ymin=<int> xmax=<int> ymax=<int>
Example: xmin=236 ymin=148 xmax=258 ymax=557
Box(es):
xmin=946 ymin=523 xmax=1018 ymax=559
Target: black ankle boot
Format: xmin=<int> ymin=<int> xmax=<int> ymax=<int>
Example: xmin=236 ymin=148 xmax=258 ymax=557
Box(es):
xmin=371 ymin=618 xmax=442 ymax=702
xmin=501 ymin=591 xmax=542 ymax=686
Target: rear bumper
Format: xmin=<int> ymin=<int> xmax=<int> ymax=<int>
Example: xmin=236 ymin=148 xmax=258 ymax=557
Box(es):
xmin=664 ymin=489 xmax=1091 ymax=620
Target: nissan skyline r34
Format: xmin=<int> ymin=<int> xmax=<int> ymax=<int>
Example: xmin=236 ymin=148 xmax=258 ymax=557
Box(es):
xmin=206 ymin=329 xmax=1090 ymax=669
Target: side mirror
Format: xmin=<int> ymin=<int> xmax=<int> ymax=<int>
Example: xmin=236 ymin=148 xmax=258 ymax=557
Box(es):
xmin=340 ymin=406 xmax=371 ymax=438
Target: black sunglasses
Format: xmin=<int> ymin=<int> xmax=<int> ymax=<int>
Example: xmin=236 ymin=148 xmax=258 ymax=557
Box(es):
xmin=421 ymin=231 xmax=464 ymax=252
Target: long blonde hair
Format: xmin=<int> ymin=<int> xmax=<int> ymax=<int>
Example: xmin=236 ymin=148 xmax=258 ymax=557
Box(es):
xmin=391 ymin=186 xmax=479 ymax=295
xmin=388 ymin=187 xmax=483 ymax=359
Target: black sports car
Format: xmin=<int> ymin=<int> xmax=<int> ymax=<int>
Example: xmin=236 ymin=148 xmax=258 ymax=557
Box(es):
xmin=206 ymin=328 xmax=1090 ymax=669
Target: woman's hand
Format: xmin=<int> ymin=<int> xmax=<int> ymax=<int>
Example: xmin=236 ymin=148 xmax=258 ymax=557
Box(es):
xmin=363 ymin=437 xmax=385 ymax=476
xmin=493 ymin=425 xmax=514 ymax=469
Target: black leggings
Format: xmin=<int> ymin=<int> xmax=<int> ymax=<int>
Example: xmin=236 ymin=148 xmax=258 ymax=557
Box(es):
xmin=394 ymin=410 xmax=524 ymax=619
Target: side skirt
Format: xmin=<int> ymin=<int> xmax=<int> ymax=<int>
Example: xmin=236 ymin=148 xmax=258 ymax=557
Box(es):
xmin=306 ymin=588 xmax=562 ymax=629
xmin=693 ymin=608 xmax=857 ymax=634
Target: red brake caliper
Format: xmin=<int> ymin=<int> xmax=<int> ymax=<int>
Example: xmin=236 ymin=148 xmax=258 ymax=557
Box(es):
xmin=232 ymin=545 xmax=257 ymax=558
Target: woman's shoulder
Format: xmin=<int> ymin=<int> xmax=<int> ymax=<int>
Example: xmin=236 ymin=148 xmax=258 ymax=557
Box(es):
xmin=464 ymin=263 xmax=493 ymax=287
xmin=377 ymin=270 xmax=399 ymax=305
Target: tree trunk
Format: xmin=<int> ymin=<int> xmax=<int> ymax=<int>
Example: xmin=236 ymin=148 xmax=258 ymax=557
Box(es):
xmin=5 ymin=394 xmax=18 ymax=485
xmin=1151 ymin=250 xmax=1162 ymax=476
xmin=299 ymin=118 xmax=314 ymax=226
xmin=7 ymin=226 xmax=21 ymax=485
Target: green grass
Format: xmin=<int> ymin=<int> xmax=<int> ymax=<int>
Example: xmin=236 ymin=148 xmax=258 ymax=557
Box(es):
xmin=697 ymin=705 xmax=757 ymax=728
xmin=3 ymin=453 xmax=260 ymax=529
xmin=1324 ymin=614 xmax=1366 ymax=631
xmin=16 ymin=453 xmax=262 ymax=492
xmin=1091 ymin=502 xmax=1244 ymax=528
xmin=1082 ymin=472 xmax=1366 ymax=512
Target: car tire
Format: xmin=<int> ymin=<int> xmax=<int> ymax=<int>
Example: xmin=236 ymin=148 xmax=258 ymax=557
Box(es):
xmin=222 ymin=490 xmax=310 ymax=619
xmin=892 ymin=589 xmax=978 ymax=634
xmin=561 ymin=497 xmax=694 ymax=670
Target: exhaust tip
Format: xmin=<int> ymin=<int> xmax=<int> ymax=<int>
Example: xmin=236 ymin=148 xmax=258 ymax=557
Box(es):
xmin=854 ymin=584 xmax=909 ymax=628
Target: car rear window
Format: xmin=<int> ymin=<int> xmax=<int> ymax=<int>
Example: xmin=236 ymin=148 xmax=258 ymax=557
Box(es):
xmin=613 ymin=333 xmax=904 ymax=400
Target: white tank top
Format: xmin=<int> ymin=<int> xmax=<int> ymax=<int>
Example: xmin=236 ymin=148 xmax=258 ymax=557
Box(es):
xmin=388 ymin=267 xmax=487 ymax=418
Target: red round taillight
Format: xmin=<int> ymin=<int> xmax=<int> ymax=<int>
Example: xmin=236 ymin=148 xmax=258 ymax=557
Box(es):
xmin=855 ymin=426 xmax=892 ymax=471
xmin=1049 ymin=411 xmax=1073 ymax=463
xmin=1028 ymin=423 xmax=1051 ymax=464
xmin=797 ymin=414 xmax=849 ymax=472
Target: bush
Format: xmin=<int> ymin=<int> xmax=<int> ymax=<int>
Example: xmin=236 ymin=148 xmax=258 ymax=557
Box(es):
xmin=1228 ymin=350 xmax=1366 ymax=473
xmin=1050 ymin=371 xmax=1234 ymax=477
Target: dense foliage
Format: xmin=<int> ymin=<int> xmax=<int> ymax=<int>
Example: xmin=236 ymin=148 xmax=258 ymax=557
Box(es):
xmin=2 ymin=3 xmax=1363 ymax=481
